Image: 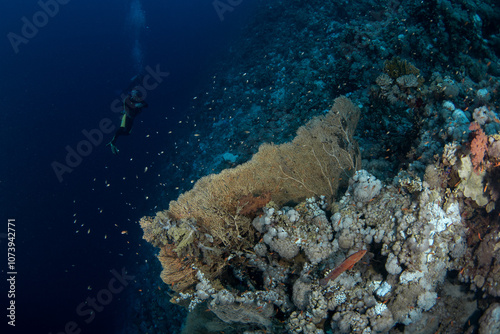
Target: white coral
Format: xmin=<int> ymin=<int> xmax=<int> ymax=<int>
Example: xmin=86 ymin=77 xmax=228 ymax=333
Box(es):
xmin=417 ymin=291 xmax=437 ymax=311
xmin=374 ymin=302 xmax=388 ymax=315
xmin=473 ymin=106 xmax=489 ymax=125
xmin=375 ymin=281 xmax=392 ymax=297
xmin=349 ymin=170 xmax=382 ymax=203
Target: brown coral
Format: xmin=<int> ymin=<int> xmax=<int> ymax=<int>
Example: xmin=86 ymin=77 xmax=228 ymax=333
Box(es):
xmin=237 ymin=192 xmax=272 ymax=217
xmin=384 ymin=57 xmax=421 ymax=79
xmin=157 ymin=243 xmax=197 ymax=292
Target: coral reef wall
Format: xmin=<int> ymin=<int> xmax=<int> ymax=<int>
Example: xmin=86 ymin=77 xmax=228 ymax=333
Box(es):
xmin=140 ymin=96 xmax=360 ymax=292
xmin=134 ymin=0 xmax=500 ymax=333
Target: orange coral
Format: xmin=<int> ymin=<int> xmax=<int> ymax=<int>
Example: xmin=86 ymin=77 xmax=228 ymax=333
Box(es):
xmin=469 ymin=122 xmax=488 ymax=174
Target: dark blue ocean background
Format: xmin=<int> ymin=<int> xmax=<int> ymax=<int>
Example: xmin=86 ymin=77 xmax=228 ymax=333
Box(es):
xmin=0 ymin=1 xmax=257 ymax=333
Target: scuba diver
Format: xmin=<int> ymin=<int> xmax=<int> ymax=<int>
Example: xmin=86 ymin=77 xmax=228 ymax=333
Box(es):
xmin=107 ymin=87 xmax=148 ymax=155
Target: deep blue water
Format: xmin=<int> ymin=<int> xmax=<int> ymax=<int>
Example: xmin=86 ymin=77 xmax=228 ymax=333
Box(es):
xmin=0 ymin=1 xmax=257 ymax=333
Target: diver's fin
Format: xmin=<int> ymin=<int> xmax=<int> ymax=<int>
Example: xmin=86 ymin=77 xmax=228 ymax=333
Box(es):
xmin=106 ymin=142 xmax=119 ymax=155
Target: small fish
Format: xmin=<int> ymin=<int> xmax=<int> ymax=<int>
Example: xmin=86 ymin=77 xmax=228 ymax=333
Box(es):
xmin=320 ymin=249 xmax=367 ymax=286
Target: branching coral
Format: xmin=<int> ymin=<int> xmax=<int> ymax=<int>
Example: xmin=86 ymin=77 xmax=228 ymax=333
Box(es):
xmin=376 ymin=59 xmax=423 ymax=106
xmin=384 ymin=57 xmax=421 ymax=80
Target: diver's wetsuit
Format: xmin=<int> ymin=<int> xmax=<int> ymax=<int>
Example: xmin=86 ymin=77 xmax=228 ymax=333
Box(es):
xmin=109 ymin=95 xmax=148 ymax=145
